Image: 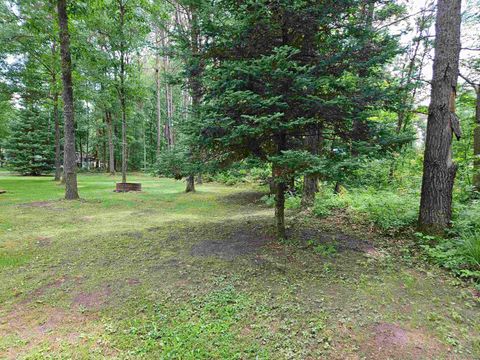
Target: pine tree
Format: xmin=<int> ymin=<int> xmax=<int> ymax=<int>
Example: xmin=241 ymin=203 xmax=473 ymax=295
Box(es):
xmin=6 ymin=107 xmax=54 ymax=176
xmin=192 ymin=0 xmax=402 ymax=239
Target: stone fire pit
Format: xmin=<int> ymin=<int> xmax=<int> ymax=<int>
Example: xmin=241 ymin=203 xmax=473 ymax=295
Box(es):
xmin=114 ymin=183 xmax=142 ymax=192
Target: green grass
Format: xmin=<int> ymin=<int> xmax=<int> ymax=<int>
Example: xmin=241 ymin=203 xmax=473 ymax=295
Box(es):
xmin=0 ymin=171 xmax=479 ymax=359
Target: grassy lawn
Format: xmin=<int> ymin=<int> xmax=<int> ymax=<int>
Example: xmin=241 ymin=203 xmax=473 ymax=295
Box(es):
xmin=0 ymin=171 xmax=479 ymax=359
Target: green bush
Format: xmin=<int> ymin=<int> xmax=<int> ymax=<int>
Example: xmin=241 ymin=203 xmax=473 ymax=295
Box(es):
xmin=312 ymin=188 xmax=417 ymax=231
xmin=260 ymin=194 xmax=301 ymax=210
xmin=347 ymin=189 xmax=418 ymax=231
xmin=463 ymin=232 xmax=480 ymax=268
xmin=420 ymin=235 xmax=480 ymax=282
xmin=261 ymin=194 xmax=275 ymax=207
xmin=453 ymin=201 xmax=480 ymax=234
xmin=312 ymin=191 xmax=347 ymax=217
xmin=285 ymin=195 xmax=302 ymax=210
xmin=417 ymin=205 xmax=480 ymax=283
xmin=213 ymin=165 xmax=271 ymax=186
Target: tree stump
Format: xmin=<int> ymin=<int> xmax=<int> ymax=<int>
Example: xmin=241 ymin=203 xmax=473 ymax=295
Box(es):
xmin=114 ymin=183 xmax=141 ymax=192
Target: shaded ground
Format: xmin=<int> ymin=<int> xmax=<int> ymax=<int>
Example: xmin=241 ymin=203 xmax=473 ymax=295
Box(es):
xmin=191 ymin=226 xmax=272 ymax=260
xmin=0 ymin=172 xmax=479 ymax=359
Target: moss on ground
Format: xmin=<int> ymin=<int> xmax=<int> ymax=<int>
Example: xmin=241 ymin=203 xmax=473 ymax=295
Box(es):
xmin=0 ymin=171 xmax=479 ymax=359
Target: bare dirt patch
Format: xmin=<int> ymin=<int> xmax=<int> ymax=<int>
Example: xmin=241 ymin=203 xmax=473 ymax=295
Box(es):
xmin=0 ymin=304 xmax=97 ymax=359
xmin=191 ymin=228 xmax=272 ymax=260
xmin=19 ymin=201 xmax=66 ymax=212
xmin=72 ymin=285 xmax=112 ymax=310
xmin=19 ymin=201 xmax=54 ymax=208
xmin=36 ymin=236 xmax=52 ymax=247
xmin=126 ymin=278 xmax=141 ymax=286
xmin=24 ymin=275 xmax=84 ymax=304
xmin=31 ymin=276 xmax=69 ymax=298
xmin=360 ymin=322 xmax=448 ymax=359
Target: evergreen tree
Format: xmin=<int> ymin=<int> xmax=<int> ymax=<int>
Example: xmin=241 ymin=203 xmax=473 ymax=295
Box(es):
xmin=6 ymin=106 xmax=54 ymax=175
xmin=192 ymin=0 xmax=402 ymax=239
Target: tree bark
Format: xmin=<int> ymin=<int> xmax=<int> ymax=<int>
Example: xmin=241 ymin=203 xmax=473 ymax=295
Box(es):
xmin=53 ymin=89 xmax=61 ymax=181
xmin=79 ymin=135 xmax=83 ymax=169
xmin=184 ymin=6 xmax=202 ymax=194
xmin=105 ymin=111 xmax=115 ymax=175
xmin=301 ymin=125 xmax=322 ymax=207
xmin=274 ymin=132 xmax=287 ymax=240
xmin=418 ymin=0 xmax=462 ymax=234
xmin=161 ymin=28 xmax=174 ymax=149
xmin=274 ymin=165 xmax=287 ymax=241
xmin=185 ymin=175 xmax=195 ymax=192
xmin=155 ymin=29 xmax=162 ymax=157
xmin=119 ymin=0 xmax=127 ymax=184
xmin=474 ymin=88 xmax=480 ymax=191
xmin=50 ymin=42 xmax=62 ymax=182
xmin=57 ymin=0 xmax=79 ymax=200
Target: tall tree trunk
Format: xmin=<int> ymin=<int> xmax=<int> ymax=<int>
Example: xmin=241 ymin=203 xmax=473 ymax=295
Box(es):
xmin=274 ymin=132 xmax=287 ymax=240
xmin=461 ymin=77 xmax=480 ymax=191
xmin=418 ymin=0 xmax=462 ymax=234
xmin=155 ymin=29 xmax=162 ymax=157
xmin=119 ymin=1 xmax=127 ymax=184
xmin=161 ymin=28 xmax=174 ymax=149
xmin=274 ymin=165 xmax=287 ymax=241
xmin=50 ymin=42 xmax=62 ymax=181
xmin=474 ymin=88 xmax=480 ymax=191
xmin=106 ymin=111 xmax=115 ymax=175
xmin=275 ymin=177 xmax=286 ymax=240
xmin=301 ymin=125 xmax=322 ymax=207
xmin=185 ymin=174 xmax=195 ymax=192
xmin=85 ymin=102 xmax=90 ymax=170
xmin=183 ymin=5 xmax=203 ymax=193
xmin=79 ymin=135 xmax=83 ymax=169
xmin=53 ymin=89 xmax=61 ymax=181
xmin=103 ymin=125 xmax=107 ymax=171
xmin=57 ymin=0 xmax=79 ymax=200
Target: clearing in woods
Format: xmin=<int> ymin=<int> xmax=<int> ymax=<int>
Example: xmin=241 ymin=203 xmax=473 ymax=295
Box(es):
xmin=0 ymin=172 xmax=479 ymax=359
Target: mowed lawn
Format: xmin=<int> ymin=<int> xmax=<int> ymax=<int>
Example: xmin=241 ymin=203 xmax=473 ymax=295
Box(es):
xmin=0 ymin=171 xmax=479 ymax=359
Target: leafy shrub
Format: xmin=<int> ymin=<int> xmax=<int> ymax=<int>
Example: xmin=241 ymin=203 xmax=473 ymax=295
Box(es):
xmin=312 ymin=191 xmax=347 ymax=217
xmin=312 ymin=188 xmax=417 ymax=231
xmin=261 ymin=194 xmax=275 ymax=207
xmin=463 ymin=232 xmax=480 ymax=268
xmin=309 ymin=242 xmax=337 ymax=256
xmin=420 ymin=236 xmax=480 ymax=282
xmin=261 ymin=194 xmax=301 ymax=210
xmin=285 ymin=195 xmax=301 ymax=210
xmin=453 ymin=201 xmax=480 ymax=234
xmin=213 ymin=165 xmax=271 ymax=186
xmin=415 ymin=185 xmax=480 ymax=286
xmin=347 ymin=189 xmax=418 ymax=231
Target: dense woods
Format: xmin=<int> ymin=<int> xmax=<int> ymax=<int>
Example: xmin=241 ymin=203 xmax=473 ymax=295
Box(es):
xmin=0 ymin=0 xmax=480 ymax=357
